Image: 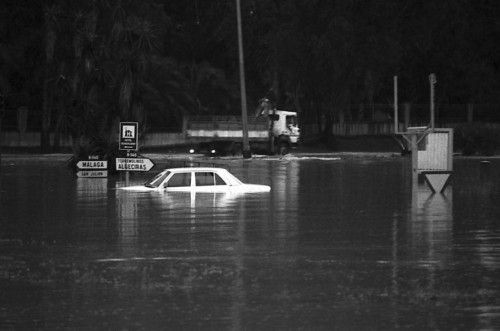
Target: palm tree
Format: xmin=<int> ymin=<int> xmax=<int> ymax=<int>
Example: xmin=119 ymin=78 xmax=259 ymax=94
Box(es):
xmin=60 ymin=0 xmax=196 ymax=157
xmin=0 ymin=44 xmax=14 ymax=140
xmin=41 ymin=4 xmax=60 ymax=152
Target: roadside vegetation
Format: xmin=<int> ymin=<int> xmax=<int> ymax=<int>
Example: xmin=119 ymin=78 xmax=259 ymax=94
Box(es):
xmin=455 ymin=123 xmax=500 ymax=156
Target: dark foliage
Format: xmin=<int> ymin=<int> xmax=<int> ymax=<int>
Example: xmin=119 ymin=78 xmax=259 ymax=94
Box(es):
xmin=455 ymin=123 xmax=500 ymax=156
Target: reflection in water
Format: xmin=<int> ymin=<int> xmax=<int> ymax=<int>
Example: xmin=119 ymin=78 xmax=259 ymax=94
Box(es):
xmin=116 ymin=189 xmax=138 ymax=255
xmin=271 ymin=159 xmax=299 ymax=244
xmin=76 ymin=177 xmax=108 ymax=198
xmin=113 ymin=190 xmax=245 ymax=252
xmin=413 ymin=185 xmax=453 ymax=318
xmin=408 ymin=185 xmax=453 ymax=267
xmin=113 ymin=188 xmax=252 ymax=330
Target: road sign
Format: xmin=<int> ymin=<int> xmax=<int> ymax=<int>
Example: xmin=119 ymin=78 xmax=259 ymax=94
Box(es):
xmin=126 ymin=151 xmax=138 ymax=158
xmin=424 ymin=172 xmax=451 ymax=193
xmin=119 ymin=122 xmax=138 ymax=150
xmin=76 ymin=160 xmax=108 ymax=169
xmin=77 ymin=170 xmax=108 ymax=178
xmin=116 ymin=158 xmax=154 ymax=171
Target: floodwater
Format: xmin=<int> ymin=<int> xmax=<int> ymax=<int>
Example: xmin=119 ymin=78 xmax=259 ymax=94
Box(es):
xmin=1 ymin=154 xmax=499 ymax=330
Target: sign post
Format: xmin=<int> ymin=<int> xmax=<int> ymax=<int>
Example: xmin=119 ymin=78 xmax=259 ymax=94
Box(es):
xmin=76 ymin=155 xmax=108 ymax=178
xmin=119 ymin=122 xmax=139 ymax=185
xmin=395 ymin=74 xmax=453 ymax=194
xmin=116 ymin=122 xmax=155 ymax=185
xmin=115 ymin=157 xmax=155 ymax=187
xmin=115 ymin=158 xmax=154 ymax=172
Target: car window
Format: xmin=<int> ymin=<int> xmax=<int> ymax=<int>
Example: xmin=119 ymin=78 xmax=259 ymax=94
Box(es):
xmin=196 ymin=172 xmax=215 ymax=186
xmin=166 ymin=172 xmax=191 ymax=187
xmin=195 ymin=172 xmax=228 ymax=186
xmin=215 ymin=173 xmax=226 ymax=185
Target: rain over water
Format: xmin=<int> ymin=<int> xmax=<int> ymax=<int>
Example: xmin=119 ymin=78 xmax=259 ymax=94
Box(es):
xmin=1 ymin=154 xmax=499 ymax=329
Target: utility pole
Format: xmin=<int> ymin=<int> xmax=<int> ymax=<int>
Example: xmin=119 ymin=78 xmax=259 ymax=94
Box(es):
xmin=0 ymin=93 xmax=4 ymax=171
xmin=429 ymin=73 xmax=436 ymax=129
xmin=236 ymin=0 xmax=251 ymax=158
xmin=393 ymin=76 xmax=398 ymax=134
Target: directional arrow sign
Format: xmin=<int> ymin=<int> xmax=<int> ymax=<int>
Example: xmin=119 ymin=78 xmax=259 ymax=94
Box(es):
xmin=77 ymin=170 xmax=108 ymax=178
xmin=76 ymin=160 xmax=108 ymax=169
xmin=116 ymin=158 xmax=154 ymax=171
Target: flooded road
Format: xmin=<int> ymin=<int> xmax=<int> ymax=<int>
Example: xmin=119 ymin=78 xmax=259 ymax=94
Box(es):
xmin=1 ymin=154 xmax=499 ymax=329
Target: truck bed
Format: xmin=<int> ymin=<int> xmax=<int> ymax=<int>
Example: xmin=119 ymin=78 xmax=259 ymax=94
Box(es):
xmin=185 ymin=116 xmax=269 ymax=140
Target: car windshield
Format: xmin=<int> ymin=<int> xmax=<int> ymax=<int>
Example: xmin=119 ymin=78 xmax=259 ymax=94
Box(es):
xmin=144 ymin=171 xmax=170 ymax=188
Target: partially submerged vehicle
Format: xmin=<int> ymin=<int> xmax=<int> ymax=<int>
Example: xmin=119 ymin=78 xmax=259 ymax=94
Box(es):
xmin=118 ymin=167 xmax=271 ymax=193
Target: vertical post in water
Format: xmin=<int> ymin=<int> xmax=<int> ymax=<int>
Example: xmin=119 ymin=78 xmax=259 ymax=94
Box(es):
xmin=429 ymin=73 xmax=436 ymax=129
xmin=404 ymin=103 xmax=411 ymax=131
xmin=236 ymin=0 xmax=251 ymax=158
xmin=411 ymin=134 xmax=418 ymax=186
xmin=394 ymin=76 xmax=398 ymax=134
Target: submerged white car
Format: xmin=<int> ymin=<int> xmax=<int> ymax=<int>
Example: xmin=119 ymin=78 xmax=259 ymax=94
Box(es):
xmin=119 ymin=167 xmax=271 ymax=193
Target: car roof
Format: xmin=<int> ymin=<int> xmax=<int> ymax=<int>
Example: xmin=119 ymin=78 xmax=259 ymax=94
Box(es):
xmin=155 ymin=167 xmax=243 ymax=186
xmin=275 ymin=110 xmax=297 ymax=116
xmin=164 ymin=167 xmax=228 ymax=173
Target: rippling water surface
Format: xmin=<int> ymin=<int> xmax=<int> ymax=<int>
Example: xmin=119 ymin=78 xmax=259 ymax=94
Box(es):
xmin=1 ymin=155 xmax=499 ymax=329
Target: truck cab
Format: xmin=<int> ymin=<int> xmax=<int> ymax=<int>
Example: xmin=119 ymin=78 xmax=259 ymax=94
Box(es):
xmin=268 ymin=110 xmax=300 ymax=145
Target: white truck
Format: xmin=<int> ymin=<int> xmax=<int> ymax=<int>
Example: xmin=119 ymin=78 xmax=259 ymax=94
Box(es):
xmin=183 ymin=110 xmax=300 ymax=155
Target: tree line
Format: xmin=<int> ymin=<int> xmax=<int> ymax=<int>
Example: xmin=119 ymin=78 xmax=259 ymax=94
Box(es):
xmin=1 ymin=0 xmax=499 ymax=153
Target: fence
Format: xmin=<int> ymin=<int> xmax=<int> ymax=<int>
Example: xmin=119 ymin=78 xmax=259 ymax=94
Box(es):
xmin=2 ymin=103 xmax=500 ymax=148
xmin=302 ymin=103 xmax=500 ymax=137
xmin=0 ymin=131 xmax=186 ymax=149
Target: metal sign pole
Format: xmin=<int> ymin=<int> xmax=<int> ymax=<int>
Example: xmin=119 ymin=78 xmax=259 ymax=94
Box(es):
xmin=411 ymin=134 xmax=418 ymax=186
xmin=119 ymin=122 xmax=139 ymax=186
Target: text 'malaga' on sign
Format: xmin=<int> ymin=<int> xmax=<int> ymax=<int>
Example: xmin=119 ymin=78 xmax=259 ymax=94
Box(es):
xmin=119 ymin=122 xmax=138 ymax=151
xmin=76 ymin=160 xmax=108 ymax=169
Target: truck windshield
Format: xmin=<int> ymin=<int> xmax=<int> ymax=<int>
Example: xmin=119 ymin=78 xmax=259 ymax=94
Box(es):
xmin=145 ymin=171 xmax=170 ymax=188
xmin=286 ymin=115 xmax=297 ymax=126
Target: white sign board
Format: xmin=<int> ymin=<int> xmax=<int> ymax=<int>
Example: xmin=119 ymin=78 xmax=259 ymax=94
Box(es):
xmin=116 ymin=158 xmax=154 ymax=171
xmin=77 ymin=170 xmax=108 ymax=178
xmin=119 ymin=122 xmax=139 ymax=150
xmin=76 ymin=160 xmax=108 ymax=169
xmin=418 ymin=129 xmax=453 ymax=172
